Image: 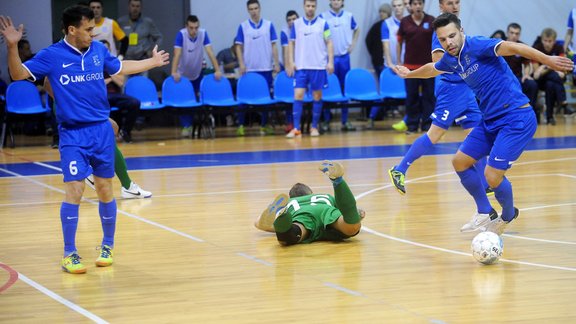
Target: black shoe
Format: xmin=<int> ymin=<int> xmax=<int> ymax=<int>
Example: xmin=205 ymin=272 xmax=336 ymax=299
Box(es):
xmin=547 ymin=118 xmax=556 ymax=126
xmin=120 ymin=130 xmax=133 ymax=143
xmin=563 ymin=105 xmax=575 ymax=116
xmin=51 ymin=135 xmax=59 ymax=149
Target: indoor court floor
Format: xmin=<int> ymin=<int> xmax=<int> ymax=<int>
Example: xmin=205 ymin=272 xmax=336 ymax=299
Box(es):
xmin=1 ymin=118 xmax=575 ymax=323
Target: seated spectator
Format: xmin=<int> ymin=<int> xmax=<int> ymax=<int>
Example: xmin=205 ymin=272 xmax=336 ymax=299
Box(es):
xmin=490 ymin=29 xmax=506 ymax=40
xmin=532 ymin=28 xmax=574 ymax=125
xmin=101 ymin=40 xmax=140 ymax=142
xmin=216 ymin=41 xmax=239 ymax=75
xmin=503 ymin=23 xmax=539 ymax=122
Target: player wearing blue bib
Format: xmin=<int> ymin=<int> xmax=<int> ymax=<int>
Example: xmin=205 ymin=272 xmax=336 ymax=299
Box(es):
xmin=0 ymin=6 xmax=169 ymax=273
xmin=393 ymin=13 xmax=574 ymax=235
xmin=389 ymin=0 xmax=488 ymax=197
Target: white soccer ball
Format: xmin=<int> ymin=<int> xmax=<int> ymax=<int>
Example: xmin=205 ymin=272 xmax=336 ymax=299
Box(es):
xmin=471 ymin=232 xmax=503 ymax=265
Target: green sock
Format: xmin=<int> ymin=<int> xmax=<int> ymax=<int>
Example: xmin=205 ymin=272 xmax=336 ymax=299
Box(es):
xmin=334 ymin=179 xmax=360 ymax=224
xmin=114 ymin=145 xmax=132 ymax=189
xmin=273 ymin=212 xmax=293 ymax=233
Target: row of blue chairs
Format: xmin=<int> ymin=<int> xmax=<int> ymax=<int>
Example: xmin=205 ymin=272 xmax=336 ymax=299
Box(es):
xmin=125 ymin=68 xmax=407 ymax=112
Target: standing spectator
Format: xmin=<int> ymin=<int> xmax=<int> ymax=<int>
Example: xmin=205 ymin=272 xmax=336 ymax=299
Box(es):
xmin=234 ymin=0 xmax=280 ymax=136
xmin=490 ymin=30 xmax=506 ymax=40
xmin=117 ymin=0 xmax=162 ymax=61
xmin=533 ymin=28 xmax=572 ymax=125
xmin=503 ymin=23 xmax=539 ymax=123
xmin=0 ymin=6 xmax=169 ymax=273
xmin=320 ymin=0 xmax=360 ymax=132
xmin=367 ymin=0 xmax=405 ymax=129
xmin=397 ymin=0 xmax=435 ymax=133
xmin=285 ymin=0 xmax=334 ymax=138
xmin=171 ymin=15 xmax=221 ymax=137
xmin=89 ymin=0 xmax=128 ymax=59
xmin=365 ymin=4 xmax=391 ymax=78
xmin=280 ymin=10 xmax=299 ymax=70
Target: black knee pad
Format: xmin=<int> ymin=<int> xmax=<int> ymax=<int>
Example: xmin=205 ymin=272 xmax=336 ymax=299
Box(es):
xmin=276 ymin=224 xmax=303 ymax=246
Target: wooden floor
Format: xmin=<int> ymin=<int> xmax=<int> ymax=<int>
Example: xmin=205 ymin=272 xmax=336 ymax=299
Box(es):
xmin=1 ymin=117 xmax=576 ymax=323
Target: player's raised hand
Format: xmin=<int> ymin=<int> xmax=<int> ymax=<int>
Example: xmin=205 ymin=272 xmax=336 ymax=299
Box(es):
xmin=545 ymin=55 xmax=574 ymax=73
xmin=0 ymin=16 xmax=24 ymax=47
xmin=392 ymin=65 xmax=410 ymax=78
xmin=151 ymin=45 xmax=170 ymax=67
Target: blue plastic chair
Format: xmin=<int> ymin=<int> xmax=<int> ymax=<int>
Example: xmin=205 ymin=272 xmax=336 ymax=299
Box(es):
xmin=199 ymin=74 xmax=238 ymax=107
xmin=124 ymin=76 xmax=165 ymax=110
xmin=273 ymin=71 xmax=312 ymax=103
xmin=344 ymin=68 xmax=381 ymax=101
xmin=1 ymin=81 xmax=50 ymax=149
xmin=379 ymin=68 xmax=406 ymax=100
xmin=322 ymin=74 xmax=348 ymax=103
xmin=162 ymin=76 xmax=202 ymax=108
xmin=237 ymin=73 xmax=277 ymax=105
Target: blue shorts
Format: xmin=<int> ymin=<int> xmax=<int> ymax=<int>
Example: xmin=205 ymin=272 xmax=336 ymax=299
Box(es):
xmin=59 ymin=121 xmax=115 ymax=182
xmin=459 ymin=107 xmax=537 ymax=170
xmin=334 ymin=54 xmax=350 ymax=86
xmin=294 ymin=69 xmax=327 ymax=91
xmin=431 ymin=81 xmax=482 ymax=130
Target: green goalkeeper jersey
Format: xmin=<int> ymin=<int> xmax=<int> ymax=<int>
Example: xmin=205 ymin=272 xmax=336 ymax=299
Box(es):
xmin=285 ymin=194 xmax=347 ymax=243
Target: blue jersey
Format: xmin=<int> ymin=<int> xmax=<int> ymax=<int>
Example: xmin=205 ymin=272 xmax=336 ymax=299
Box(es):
xmin=23 ymin=39 xmax=121 ymax=126
xmin=434 ymin=36 xmax=528 ymax=121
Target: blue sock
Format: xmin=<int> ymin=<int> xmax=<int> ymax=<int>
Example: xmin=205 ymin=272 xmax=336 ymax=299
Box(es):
xmin=323 ymin=108 xmax=331 ymax=122
xmin=237 ymin=110 xmax=246 ymax=126
xmin=99 ymin=199 xmax=117 ymax=247
xmin=293 ymin=100 xmax=303 ymax=130
xmin=60 ymin=202 xmax=79 ymax=256
xmin=369 ymin=106 xmax=380 ymax=119
xmin=493 ymin=177 xmax=515 ymax=221
xmin=179 ymin=115 xmax=193 ymax=128
xmin=312 ymin=100 xmax=322 ymax=129
xmin=474 ymin=157 xmax=488 ymax=190
xmin=341 ymin=107 xmax=349 ymax=124
xmin=396 ymin=134 xmax=433 ymax=174
xmin=456 ymin=167 xmax=493 ymax=214
xmin=286 ymin=110 xmax=293 ymax=124
xmin=260 ymin=112 xmax=268 ymax=126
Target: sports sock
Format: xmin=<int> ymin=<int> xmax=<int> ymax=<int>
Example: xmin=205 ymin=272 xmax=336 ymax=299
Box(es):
xmin=396 ymin=133 xmax=433 ymax=174
xmin=237 ymin=109 xmax=246 ymax=126
xmin=323 ymin=107 xmax=331 ymax=122
xmin=61 ymin=202 xmax=79 ymax=256
xmin=99 ymin=199 xmax=117 ymax=247
xmin=260 ymin=112 xmax=268 ymax=126
xmin=333 ymin=179 xmax=360 ymax=224
xmin=369 ymin=106 xmax=380 ymax=119
xmin=312 ymin=100 xmax=322 ymax=129
xmin=456 ymin=167 xmax=493 ymax=214
xmin=114 ymin=145 xmax=132 ymax=190
xmin=293 ymin=100 xmax=303 ymax=130
xmin=273 ymin=210 xmax=293 ymax=233
xmin=341 ymin=107 xmax=349 ymax=124
xmin=474 ymin=157 xmax=489 ymax=190
xmin=493 ymin=177 xmax=515 ymax=221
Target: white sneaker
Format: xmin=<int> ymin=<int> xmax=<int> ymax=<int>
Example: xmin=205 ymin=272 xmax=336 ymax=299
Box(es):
xmin=181 ymin=126 xmax=193 ymax=138
xmin=485 ymin=207 xmax=519 ymax=236
xmin=310 ymin=128 xmax=320 ymax=137
xmin=460 ymin=209 xmax=497 ymax=232
xmin=121 ymin=182 xmax=152 ymax=199
xmin=85 ymin=175 xmax=95 ymax=190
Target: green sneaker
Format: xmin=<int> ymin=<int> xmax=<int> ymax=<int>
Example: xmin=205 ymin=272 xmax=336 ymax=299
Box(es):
xmin=341 ymin=121 xmax=356 ymax=131
xmin=318 ymin=160 xmax=345 ymax=179
xmin=259 ymin=124 xmax=274 ymax=135
xmin=236 ymin=125 xmax=245 ymax=136
xmin=95 ymin=245 xmax=114 ymax=267
xmin=388 ymin=167 xmax=406 ymax=195
xmin=392 ymin=120 xmax=408 ymax=132
xmin=61 ymin=252 xmax=87 ymax=274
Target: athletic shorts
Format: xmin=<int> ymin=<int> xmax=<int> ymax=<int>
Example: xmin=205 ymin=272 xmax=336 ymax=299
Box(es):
xmin=431 ymin=81 xmax=482 ymax=130
xmin=59 ymin=121 xmax=115 ymax=182
xmin=293 ymin=206 xmax=344 ymax=243
xmin=294 ymin=69 xmax=328 ymax=91
xmin=459 ymin=107 xmax=537 ymax=170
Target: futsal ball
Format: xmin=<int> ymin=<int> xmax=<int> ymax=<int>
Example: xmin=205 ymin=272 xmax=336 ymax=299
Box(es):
xmin=471 ymin=232 xmax=503 ymax=265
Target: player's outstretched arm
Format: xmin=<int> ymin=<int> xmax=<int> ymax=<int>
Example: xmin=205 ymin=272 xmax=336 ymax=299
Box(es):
xmin=497 ymin=41 xmax=574 ymax=73
xmin=120 ymin=45 xmax=170 ymax=75
xmin=392 ymin=62 xmax=442 ymax=79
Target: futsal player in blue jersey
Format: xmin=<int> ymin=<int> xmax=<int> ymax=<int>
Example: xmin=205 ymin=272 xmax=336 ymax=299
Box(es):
xmin=393 ymin=13 xmax=574 ymax=235
xmin=0 ymin=6 xmax=169 ymax=273
xmin=389 ymin=0 xmax=490 ymax=199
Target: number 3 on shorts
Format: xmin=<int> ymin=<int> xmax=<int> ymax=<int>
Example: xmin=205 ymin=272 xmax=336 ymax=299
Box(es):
xmin=441 ymin=110 xmax=450 ymax=121
xmin=69 ymin=161 xmax=78 ymax=175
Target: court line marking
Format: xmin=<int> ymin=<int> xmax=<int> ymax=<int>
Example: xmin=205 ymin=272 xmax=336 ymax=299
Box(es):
xmin=0 ymin=262 xmax=19 ymax=293
xmin=3 ymin=151 xmax=576 ymax=321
